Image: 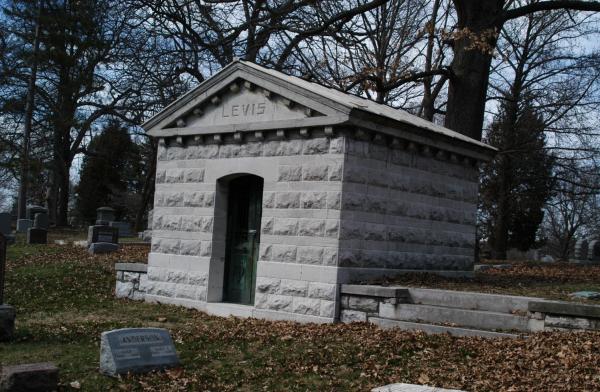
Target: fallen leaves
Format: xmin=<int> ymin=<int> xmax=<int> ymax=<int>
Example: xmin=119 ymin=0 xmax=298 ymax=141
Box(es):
xmin=3 ymin=239 xmax=600 ymax=391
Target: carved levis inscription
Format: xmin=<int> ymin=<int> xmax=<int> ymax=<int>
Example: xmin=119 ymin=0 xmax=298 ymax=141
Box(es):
xmin=222 ymin=102 xmax=266 ymax=118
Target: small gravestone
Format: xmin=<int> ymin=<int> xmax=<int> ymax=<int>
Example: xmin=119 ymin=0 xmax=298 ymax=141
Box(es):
xmin=0 ymin=233 xmax=15 ymax=341
xmin=27 ymin=212 xmax=49 ymax=244
xmin=27 ymin=228 xmax=47 ymax=244
xmin=87 ymin=225 xmax=119 ymax=245
xmin=588 ymin=240 xmax=600 ymax=262
xmin=109 ymin=221 xmax=132 ymax=237
xmin=16 ymin=219 xmax=31 ymax=233
xmin=89 ymin=242 xmax=119 ymax=254
xmin=96 ymin=206 xmax=116 ymax=225
xmin=33 ymin=212 xmax=49 ymax=230
xmin=100 ymin=328 xmax=180 ymax=376
xmin=574 ymin=239 xmax=589 ymax=261
xmin=0 ymin=362 xmax=59 ymax=392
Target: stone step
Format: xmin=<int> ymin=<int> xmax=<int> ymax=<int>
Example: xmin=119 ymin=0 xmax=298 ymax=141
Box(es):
xmin=379 ymin=303 xmax=533 ymax=332
xmin=406 ymin=288 xmax=537 ymax=314
xmin=370 ymin=317 xmax=521 ymax=339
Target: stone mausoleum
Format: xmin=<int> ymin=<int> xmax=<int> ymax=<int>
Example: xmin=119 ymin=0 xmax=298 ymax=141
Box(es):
xmin=142 ymin=60 xmax=495 ymax=323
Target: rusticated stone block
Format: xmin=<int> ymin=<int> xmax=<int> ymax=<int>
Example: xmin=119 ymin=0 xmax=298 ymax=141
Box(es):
xmin=298 ymin=219 xmax=325 ymax=237
xmin=256 ymin=277 xmax=281 ymax=294
xmin=273 ymin=219 xmax=298 ymax=236
xmin=340 ymin=309 xmax=367 ymax=323
xmin=302 ymin=138 xmax=329 ymax=154
xmin=308 ymin=283 xmax=336 ymax=300
xmin=322 ymin=248 xmax=338 ymax=266
xmin=302 ymin=165 xmax=328 ymax=181
xmin=301 ymin=192 xmax=327 ymax=209
xmin=183 ymin=168 xmax=205 ymax=182
xmin=327 ymin=192 xmax=341 ymax=209
xmin=165 ymin=169 xmax=184 ymax=183
xmin=320 ymin=300 xmax=336 ymax=318
xmin=271 ymin=245 xmax=297 ymax=262
xmin=297 ymin=246 xmax=323 ymax=264
xmin=324 ymin=220 xmax=339 ymax=238
xmin=278 ymin=279 xmax=308 ymax=296
xmin=329 ymin=137 xmax=345 ymax=154
xmin=328 ymin=163 xmax=343 ymax=181
xmin=348 ymin=296 xmax=379 ymax=313
xmin=187 ymin=144 xmax=218 ymax=159
xmin=179 ymin=240 xmax=202 ymax=256
xmin=292 ymin=297 xmax=321 ymax=316
xmin=278 ymin=165 xmax=302 ymax=182
xmin=256 ymin=294 xmax=293 ymax=312
xmin=275 ymin=192 xmax=300 ymax=209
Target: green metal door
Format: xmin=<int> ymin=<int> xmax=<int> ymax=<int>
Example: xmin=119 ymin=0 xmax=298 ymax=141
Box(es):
xmin=223 ymin=175 xmax=264 ymax=305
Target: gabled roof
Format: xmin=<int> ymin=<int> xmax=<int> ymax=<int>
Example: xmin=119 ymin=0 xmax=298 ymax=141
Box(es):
xmin=143 ymin=60 xmax=496 ymax=160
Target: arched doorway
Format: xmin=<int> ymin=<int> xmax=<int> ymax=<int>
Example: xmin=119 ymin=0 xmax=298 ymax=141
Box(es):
xmin=222 ymin=175 xmax=264 ymax=305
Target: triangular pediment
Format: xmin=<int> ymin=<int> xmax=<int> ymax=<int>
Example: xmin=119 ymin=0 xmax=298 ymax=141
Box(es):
xmin=168 ymin=80 xmax=323 ymax=129
xmin=144 ymin=62 xmax=351 ymax=137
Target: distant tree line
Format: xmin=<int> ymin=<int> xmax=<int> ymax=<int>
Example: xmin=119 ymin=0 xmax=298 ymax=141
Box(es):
xmin=0 ymin=0 xmax=599 ymax=254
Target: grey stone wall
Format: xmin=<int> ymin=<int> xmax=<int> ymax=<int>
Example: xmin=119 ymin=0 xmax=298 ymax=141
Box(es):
xmin=115 ymin=263 xmax=148 ymax=301
xmin=339 ymin=136 xmax=478 ymax=278
xmin=147 ymin=128 xmax=480 ymax=321
xmin=150 ymin=130 xmax=344 ymax=320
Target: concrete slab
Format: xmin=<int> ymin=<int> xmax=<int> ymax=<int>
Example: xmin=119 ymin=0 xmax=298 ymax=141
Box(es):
xmin=529 ymin=300 xmax=600 ymax=318
xmin=370 ymin=318 xmax=520 ymax=339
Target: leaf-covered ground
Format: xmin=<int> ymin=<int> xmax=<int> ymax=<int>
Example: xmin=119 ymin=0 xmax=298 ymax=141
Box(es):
xmin=1 ymin=240 xmax=600 ymax=391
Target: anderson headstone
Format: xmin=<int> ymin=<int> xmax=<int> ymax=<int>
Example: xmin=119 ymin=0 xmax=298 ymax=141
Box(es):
xmin=99 ymin=328 xmax=180 ymax=376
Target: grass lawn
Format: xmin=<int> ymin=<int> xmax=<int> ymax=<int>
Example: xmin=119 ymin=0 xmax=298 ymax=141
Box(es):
xmin=1 ymin=241 xmax=600 ymax=391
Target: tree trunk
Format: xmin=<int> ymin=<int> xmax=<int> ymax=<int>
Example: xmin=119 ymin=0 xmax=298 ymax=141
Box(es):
xmin=17 ymin=9 xmax=41 ymax=219
xmin=56 ymin=160 xmax=71 ymax=226
xmin=134 ymin=140 xmax=157 ymax=232
xmin=445 ymin=0 xmax=503 ymax=140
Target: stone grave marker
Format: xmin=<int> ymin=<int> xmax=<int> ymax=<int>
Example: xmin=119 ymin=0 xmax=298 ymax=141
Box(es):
xmin=109 ymin=221 xmax=132 ymax=237
xmin=16 ymin=218 xmax=31 ymax=233
xmin=100 ymin=328 xmax=180 ymax=376
xmin=96 ymin=206 xmax=116 ymax=225
xmin=574 ymin=239 xmax=589 ymax=261
xmin=33 ymin=212 xmax=49 ymax=230
xmin=0 ymin=362 xmax=59 ymax=392
xmin=0 ymin=232 xmax=15 ymax=341
xmin=588 ymin=240 xmax=600 ymax=262
xmin=27 ymin=214 xmax=48 ymax=245
xmin=87 ymin=225 xmax=119 ymax=245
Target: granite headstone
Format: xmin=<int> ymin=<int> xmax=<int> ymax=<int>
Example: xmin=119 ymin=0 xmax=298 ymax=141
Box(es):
xmin=16 ymin=219 xmax=32 ymax=233
xmin=96 ymin=207 xmax=116 ymax=225
xmin=109 ymin=221 xmax=132 ymax=237
xmin=88 ymin=225 xmax=119 ymax=245
xmin=33 ymin=212 xmax=49 ymax=230
xmin=100 ymin=328 xmax=180 ymax=376
xmin=27 ymin=228 xmax=47 ymax=244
